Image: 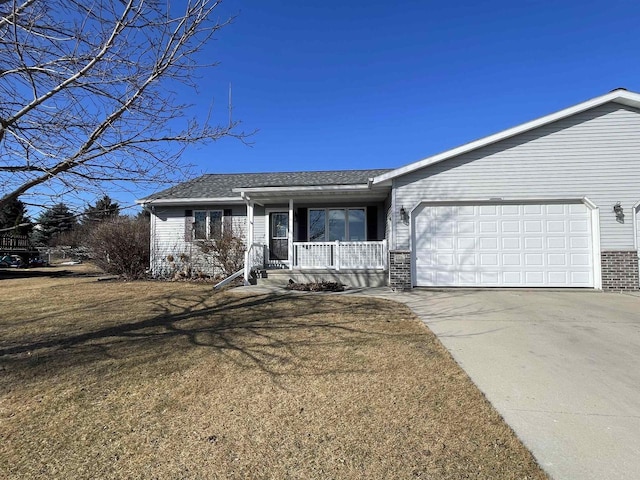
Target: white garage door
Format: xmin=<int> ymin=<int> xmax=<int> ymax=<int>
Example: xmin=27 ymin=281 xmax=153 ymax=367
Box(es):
xmin=414 ymin=203 xmax=594 ymax=287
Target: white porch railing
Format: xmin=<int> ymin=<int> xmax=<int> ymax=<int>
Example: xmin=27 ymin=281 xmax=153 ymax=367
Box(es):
xmin=293 ymin=240 xmax=387 ymax=270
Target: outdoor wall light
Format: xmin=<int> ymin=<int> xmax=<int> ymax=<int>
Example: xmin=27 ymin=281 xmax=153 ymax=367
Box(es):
xmin=613 ymin=202 xmax=624 ymax=223
xmin=400 ymin=206 xmax=409 ymax=223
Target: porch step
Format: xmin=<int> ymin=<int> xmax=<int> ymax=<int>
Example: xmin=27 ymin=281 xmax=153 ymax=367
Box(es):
xmin=257 ymin=269 xmax=387 ymax=288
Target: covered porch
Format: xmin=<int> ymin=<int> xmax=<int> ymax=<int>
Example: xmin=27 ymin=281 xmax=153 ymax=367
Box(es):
xmin=236 ymin=182 xmax=391 ymax=285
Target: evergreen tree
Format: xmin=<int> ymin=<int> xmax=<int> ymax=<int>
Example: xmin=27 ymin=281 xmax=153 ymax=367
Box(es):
xmin=32 ymin=203 xmax=78 ymax=246
xmin=136 ymin=208 xmax=151 ymax=222
xmin=82 ymin=195 xmax=120 ymax=225
xmin=0 ymin=198 xmax=32 ymax=236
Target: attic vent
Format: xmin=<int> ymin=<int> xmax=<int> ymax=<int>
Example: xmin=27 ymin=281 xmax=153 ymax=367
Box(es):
xmin=610 ymin=87 xmax=627 ymax=92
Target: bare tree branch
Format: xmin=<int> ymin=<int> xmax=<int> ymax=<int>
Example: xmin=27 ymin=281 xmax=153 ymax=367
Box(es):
xmin=0 ymin=0 xmax=248 ymax=210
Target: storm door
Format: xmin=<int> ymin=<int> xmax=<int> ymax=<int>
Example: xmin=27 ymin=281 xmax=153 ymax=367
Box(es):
xmin=269 ymin=212 xmax=289 ymax=261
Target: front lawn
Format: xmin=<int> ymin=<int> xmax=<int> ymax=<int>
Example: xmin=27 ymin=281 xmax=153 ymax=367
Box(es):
xmin=0 ymin=268 xmax=547 ymax=479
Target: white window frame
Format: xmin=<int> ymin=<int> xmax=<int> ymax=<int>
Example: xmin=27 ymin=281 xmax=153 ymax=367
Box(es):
xmin=193 ymin=209 xmax=224 ymax=240
xmin=307 ymin=207 xmax=367 ymax=242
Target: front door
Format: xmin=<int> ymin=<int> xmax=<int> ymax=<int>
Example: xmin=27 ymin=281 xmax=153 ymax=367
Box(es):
xmin=269 ymin=212 xmax=289 ymax=261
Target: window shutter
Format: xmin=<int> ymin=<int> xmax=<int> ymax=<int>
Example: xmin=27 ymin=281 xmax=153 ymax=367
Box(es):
xmin=223 ymin=208 xmax=233 ymax=234
xmin=366 ymin=206 xmax=378 ymax=241
xmin=185 ymin=210 xmax=194 ymax=241
xmin=297 ymin=208 xmax=307 ymax=241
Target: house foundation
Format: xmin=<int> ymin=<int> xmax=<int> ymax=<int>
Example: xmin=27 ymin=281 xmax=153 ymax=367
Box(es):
xmin=600 ymin=251 xmax=639 ymax=291
xmin=389 ymin=250 xmax=412 ymax=291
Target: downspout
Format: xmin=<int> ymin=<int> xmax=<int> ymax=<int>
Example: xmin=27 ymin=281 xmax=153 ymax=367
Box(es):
xmin=633 ymin=200 xmax=640 ymax=286
xmin=633 ymin=200 xmax=640 ymax=252
xmin=149 ymin=204 xmax=156 ymax=277
xmin=288 ymin=198 xmax=294 ymax=268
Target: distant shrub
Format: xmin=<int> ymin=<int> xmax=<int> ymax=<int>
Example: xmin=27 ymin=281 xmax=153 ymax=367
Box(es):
xmin=87 ymin=217 xmax=150 ymax=279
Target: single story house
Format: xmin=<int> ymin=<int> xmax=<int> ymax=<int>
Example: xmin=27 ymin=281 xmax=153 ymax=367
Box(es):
xmin=138 ymin=88 xmax=640 ymax=290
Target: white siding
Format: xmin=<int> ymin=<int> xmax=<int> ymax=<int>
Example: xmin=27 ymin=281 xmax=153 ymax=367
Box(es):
xmin=151 ymin=207 xmax=189 ymax=277
xmin=150 ymin=205 xmax=249 ymax=277
xmin=393 ymin=104 xmax=640 ymax=250
xmin=253 ymin=205 xmax=266 ymax=244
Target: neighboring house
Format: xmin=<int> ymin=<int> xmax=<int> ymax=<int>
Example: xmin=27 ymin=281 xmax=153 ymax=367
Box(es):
xmin=138 ymin=88 xmax=640 ymax=290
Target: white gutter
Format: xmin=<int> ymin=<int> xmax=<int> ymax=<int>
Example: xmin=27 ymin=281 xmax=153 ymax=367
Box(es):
xmin=136 ymin=197 xmax=245 ymax=206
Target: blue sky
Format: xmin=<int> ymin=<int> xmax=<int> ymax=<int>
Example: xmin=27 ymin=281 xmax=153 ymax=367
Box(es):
xmin=131 ymin=0 xmax=640 ymax=207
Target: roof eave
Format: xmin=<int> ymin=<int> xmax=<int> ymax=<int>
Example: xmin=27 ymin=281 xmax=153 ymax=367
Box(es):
xmin=231 ymin=184 xmax=375 ymax=194
xmin=137 ymin=196 xmax=244 ymax=206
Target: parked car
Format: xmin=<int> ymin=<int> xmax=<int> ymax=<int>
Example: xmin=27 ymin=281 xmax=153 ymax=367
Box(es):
xmin=29 ymin=257 xmax=49 ymax=267
xmin=0 ymin=255 xmax=25 ymax=268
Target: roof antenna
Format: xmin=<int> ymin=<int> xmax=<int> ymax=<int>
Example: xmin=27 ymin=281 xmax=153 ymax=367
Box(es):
xmin=228 ymin=82 xmax=233 ymax=127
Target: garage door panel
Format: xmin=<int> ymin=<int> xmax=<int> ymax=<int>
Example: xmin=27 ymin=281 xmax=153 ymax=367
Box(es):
xmin=570 ymin=237 xmax=589 ymax=248
xmin=571 ymin=272 xmax=592 ymax=285
xmin=479 ymin=205 xmax=498 ymax=215
xmin=502 ymin=221 xmax=521 ymax=233
xmin=458 ymin=221 xmax=476 ymax=234
xmin=547 ymin=220 xmax=566 ymax=233
xmin=503 ymin=271 xmax=522 ymax=284
xmin=501 ymin=205 xmax=520 ymax=215
xmin=547 ymin=237 xmax=566 ymax=249
xmin=525 ymin=237 xmax=543 ymax=249
xmin=480 ymin=271 xmax=500 ymax=284
xmin=571 ymin=253 xmax=591 ymax=266
xmin=435 ymin=270 xmax=455 ymax=284
xmin=458 ymin=254 xmax=476 ymax=266
xmin=570 ymin=220 xmax=589 ymax=232
xmin=525 ymin=204 xmax=544 ymax=214
xmin=480 ymin=221 xmax=498 ymax=233
xmin=457 ymin=237 xmax=476 ymax=249
xmin=523 ymin=220 xmax=542 ymax=233
xmin=525 ymin=271 xmax=545 ymax=284
xmin=414 ymin=203 xmax=594 ymax=287
xmin=502 ymin=237 xmax=520 ymax=249
xmin=546 ymin=204 xmax=565 ymax=215
xmin=435 ymin=237 xmax=454 ymax=249
xmin=436 ymin=253 xmax=454 ymax=266
xmin=525 ymin=253 xmax=544 ymax=266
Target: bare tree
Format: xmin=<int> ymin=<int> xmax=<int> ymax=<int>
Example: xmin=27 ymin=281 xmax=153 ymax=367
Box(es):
xmin=0 ymin=0 xmax=245 ymax=211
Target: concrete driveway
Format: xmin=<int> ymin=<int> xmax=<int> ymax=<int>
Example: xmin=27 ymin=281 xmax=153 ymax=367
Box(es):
xmin=376 ymin=289 xmax=640 ymax=480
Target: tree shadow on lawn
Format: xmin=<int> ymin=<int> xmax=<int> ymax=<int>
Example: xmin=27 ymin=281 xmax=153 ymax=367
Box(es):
xmin=0 ymin=291 xmax=425 ymax=385
xmin=0 ymin=267 xmax=98 ymax=281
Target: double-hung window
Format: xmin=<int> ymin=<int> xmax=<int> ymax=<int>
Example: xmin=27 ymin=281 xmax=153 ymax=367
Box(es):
xmin=308 ymin=208 xmax=366 ymax=241
xmin=194 ymin=210 xmax=223 ymax=240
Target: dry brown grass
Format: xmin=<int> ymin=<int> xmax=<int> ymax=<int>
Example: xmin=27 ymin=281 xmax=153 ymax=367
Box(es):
xmin=0 ymin=267 xmax=547 ymax=479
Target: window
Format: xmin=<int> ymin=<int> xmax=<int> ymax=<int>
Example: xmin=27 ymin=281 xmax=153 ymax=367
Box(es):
xmin=309 ymin=209 xmax=326 ymax=241
xmin=271 ymin=212 xmax=288 ymax=239
xmin=308 ymin=208 xmax=366 ymax=241
xmin=194 ymin=210 xmax=223 ymax=240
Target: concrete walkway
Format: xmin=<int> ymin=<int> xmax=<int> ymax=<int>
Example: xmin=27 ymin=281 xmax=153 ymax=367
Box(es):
xmin=235 ymin=284 xmax=640 ymax=479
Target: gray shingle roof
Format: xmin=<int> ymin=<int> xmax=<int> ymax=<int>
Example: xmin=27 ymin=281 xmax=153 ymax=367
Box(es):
xmin=141 ymin=169 xmax=392 ymax=201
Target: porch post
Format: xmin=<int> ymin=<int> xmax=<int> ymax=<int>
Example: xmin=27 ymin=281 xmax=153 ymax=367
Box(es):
xmin=288 ymin=198 xmax=294 ymax=267
xmin=247 ymin=201 xmax=254 ymax=246
xmin=244 ymin=199 xmax=255 ymax=285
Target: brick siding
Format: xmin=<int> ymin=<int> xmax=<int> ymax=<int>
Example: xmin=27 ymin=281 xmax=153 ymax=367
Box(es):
xmin=600 ymin=251 xmax=639 ymax=291
xmin=389 ymin=250 xmax=412 ymax=291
